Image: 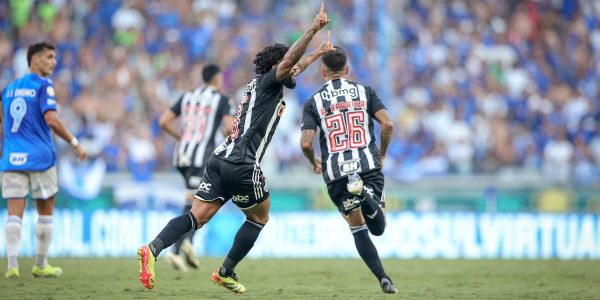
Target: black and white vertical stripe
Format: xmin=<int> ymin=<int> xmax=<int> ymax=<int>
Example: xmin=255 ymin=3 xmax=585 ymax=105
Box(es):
xmin=311 ymin=79 xmax=382 ymax=183
xmin=252 ymin=165 xmax=263 ymax=200
xmin=175 ymin=86 xmax=222 ymax=168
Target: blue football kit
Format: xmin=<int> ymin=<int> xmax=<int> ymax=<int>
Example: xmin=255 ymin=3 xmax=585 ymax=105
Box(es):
xmin=0 ymin=73 xmax=58 ymax=172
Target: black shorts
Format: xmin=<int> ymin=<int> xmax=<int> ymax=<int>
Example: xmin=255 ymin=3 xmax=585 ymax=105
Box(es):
xmin=194 ymin=156 xmax=269 ymax=209
xmin=327 ymin=170 xmax=385 ymax=215
xmin=176 ymin=165 xmax=205 ymax=190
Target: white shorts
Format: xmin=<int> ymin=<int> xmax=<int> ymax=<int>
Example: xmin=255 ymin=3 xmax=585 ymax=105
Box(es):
xmin=2 ymin=166 xmax=58 ymax=200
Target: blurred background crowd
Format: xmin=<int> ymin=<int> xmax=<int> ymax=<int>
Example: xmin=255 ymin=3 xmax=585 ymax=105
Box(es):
xmin=1 ymin=0 xmax=599 ymax=187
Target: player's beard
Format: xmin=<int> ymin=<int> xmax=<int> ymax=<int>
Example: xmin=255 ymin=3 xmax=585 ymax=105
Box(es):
xmin=283 ymin=74 xmax=296 ymax=89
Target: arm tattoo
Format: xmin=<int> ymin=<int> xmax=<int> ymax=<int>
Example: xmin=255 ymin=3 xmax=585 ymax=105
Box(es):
xmin=300 ymin=130 xmax=316 ymax=165
xmin=293 ymin=56 xmax=310 ymax=75
xmin=281 ymin=28 xmax=317 ymax=72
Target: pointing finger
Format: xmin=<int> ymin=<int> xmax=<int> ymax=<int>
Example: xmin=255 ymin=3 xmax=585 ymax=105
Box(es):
xmin=319 ymin=2 xmax=324 ymax=14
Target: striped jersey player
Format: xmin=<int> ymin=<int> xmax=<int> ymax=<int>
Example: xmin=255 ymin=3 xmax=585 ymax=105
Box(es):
xmin=301 ymin=77 xmax=386 ymax=183
xmin=300 ymin=46 xmax=397 ymax=294
xmin=158 ymin=64 xmax=234 ymax=271
xmin=138 ymin=2 xmax=335 ymax=293
xmin=169 ymin=74 xmax=234 ymax=184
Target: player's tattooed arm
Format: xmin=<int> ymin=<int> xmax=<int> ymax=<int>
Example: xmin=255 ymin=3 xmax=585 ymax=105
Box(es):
xmin=374 ymin=109 xmax=394 ymax=168
xmin=276 ymin=2 xmax=330 ymax=82
xmin=292 ymin=31 xmax=335 ymax=77
xmin=300 ymin=129 xmax=322 ymax=174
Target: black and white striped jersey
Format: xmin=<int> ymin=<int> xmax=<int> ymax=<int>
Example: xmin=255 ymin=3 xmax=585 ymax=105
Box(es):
xmin=214 ymin=69 xmax=286 ymax=165
xmin=301 ymin=78 xmax=387 ymax=183
xmin=171 ymin=85 xmax=233 ymax=169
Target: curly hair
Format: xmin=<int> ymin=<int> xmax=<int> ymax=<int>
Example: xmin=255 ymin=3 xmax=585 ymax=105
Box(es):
xmin=252 ymin=43 xmax=290 ymax=75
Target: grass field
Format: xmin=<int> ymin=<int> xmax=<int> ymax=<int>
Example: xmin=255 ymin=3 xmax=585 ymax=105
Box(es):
xmin=1 ymin=258 xmax=599 ymax=299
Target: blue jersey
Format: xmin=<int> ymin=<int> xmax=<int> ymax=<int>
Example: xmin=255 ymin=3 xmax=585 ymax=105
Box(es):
xmin=0 ymin=73 xmax=58 ymax=171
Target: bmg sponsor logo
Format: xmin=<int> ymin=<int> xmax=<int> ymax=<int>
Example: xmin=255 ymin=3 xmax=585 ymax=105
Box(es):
xmin=9 ymin=153 xmax=28 ymax=166
xmin=320 ymin=86 xmax=358 ymax=101
xmin=232 ymin=194 xmax=250 ymax=204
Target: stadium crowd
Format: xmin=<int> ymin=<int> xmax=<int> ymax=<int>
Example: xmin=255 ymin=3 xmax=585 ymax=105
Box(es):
xmin=1 ymin=0 xmax=599 ymax=186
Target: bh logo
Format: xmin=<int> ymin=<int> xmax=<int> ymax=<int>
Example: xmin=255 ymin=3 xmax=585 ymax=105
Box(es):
xmin=340 ymin=160 xmax=360 ymax=173
xmin=9 ymin=153 xmax=28 ymax=166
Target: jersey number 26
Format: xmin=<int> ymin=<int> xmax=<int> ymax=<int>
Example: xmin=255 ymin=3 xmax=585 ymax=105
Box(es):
xmin=325 ymin=111 xmax=367 ymax=153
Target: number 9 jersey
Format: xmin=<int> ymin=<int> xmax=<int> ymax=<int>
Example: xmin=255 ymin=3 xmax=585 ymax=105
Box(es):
xmin=0 ymin=73 xmax=58 ymax=171
xmin=301 ymin=78 xmax=386 ymax=183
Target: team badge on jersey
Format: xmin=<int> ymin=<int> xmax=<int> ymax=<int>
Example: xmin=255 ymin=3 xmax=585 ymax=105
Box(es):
xmin=46 ymin=86 xmax=55 ymax=97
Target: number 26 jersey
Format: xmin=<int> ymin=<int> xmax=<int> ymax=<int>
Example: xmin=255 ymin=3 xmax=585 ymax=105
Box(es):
xmin=301 ymin=78 xmax=387 ymax=183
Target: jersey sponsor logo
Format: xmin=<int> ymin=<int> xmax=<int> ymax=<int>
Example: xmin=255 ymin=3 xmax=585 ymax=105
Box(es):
xmin=9 ymin=152 xmax=28 ymax=166
xmin=47 ymin=99 xmax=56 ymax=105
xmin=320 ymin=86 xmax=358 ymax=101
xmin=342 ymin=198 xmax=359 ymax=210
xmin=46 ymin=86 xmax=55 ymax=97
xmin=13 ymin=88 xmax=36 ymax=97
xmin=339 ymin=159 xmax=361 ymax=174
xmin=232 ymin=194 xmax=250 ymax=204
xmin=198 ymin=181 xmax=212 ymax=193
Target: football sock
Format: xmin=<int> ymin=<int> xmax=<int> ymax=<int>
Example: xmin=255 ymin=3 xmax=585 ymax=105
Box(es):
xmin=173 ymin=203 xmax=194 ymax=254
xmin=351 ymin=224 xmax=387 ymax=281
xmin=357 ymin=190 xmax=386 ymax=236
xmin=5 ymin=215 xmax=22 ymax=269
xmin=150 ymin=211 xmax=198 ymax=257
xmin=221 ymin=219 xmax=265 ymax=276
xmin=35 ymin=215 xmax=53 ymax=268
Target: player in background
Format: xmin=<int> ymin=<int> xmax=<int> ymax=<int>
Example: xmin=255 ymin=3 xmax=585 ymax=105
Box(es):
xmin=137 ymin=3 xmax=334 ymax=293
xmin=158 ymin=64 xmax=234 ymax=272
xmin=299 ymin=46 xmax=397 ymax=293
xmin=1 ymin=42 xmax=87 ymax=278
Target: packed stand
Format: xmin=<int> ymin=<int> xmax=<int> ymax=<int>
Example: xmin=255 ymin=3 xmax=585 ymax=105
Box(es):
xmin=0 ymin=0 xmax=599 ymax=186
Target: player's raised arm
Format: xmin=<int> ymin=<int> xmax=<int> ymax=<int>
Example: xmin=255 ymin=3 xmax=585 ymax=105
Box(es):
xmin=292 ymin=31 xmax=335 ymax=77
xmin=276 ymin=2 xmax=330 ymax=82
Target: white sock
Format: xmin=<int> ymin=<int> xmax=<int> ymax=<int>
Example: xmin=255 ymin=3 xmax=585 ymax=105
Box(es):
xmin=5 ymin=215 xmax=22 ymax=269
xmin=36 ymin=215 xmax=53 ymax=268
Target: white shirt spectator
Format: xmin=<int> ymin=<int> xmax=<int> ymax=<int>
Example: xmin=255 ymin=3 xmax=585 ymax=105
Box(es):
xmin=445 ymin=120 xmax=474 ymax=174
xmin=543 ymin=139 xmax=574 ymax=184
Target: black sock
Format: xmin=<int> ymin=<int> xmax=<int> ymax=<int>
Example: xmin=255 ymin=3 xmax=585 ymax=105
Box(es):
xmin=220 ymin=219 xmax=265 ymax=275
xmin=358 ymin=191 xmax=386 ymax=236
xmin=173 ymin=204 xmax=195 ymax=254
xmin=150 ymin=211 xmax=197 ymax=257
xmin=352 ymin=224 xmax=387 ymax=281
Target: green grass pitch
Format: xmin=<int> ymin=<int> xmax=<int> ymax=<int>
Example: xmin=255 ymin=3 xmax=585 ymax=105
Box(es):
xmin=1 ymin=258 xmax=599 ymax=299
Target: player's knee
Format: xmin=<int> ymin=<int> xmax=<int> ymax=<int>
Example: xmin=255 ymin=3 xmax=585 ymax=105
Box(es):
xmin=370 ymin=226 xmax=385 ymax=236
xmin=249 ymin=215 xmax=269 ymax=225
xmin=368 ymin=218 xmax=386 ymax=236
